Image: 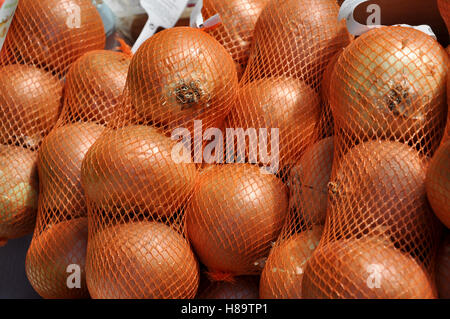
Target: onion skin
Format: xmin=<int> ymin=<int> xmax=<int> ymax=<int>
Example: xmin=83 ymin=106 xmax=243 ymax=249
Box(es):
xmin=39 ymin=123 xmax=104 ymax=217
xmin=329 ymin=141 xmax=439 ymax=257
xmin=0 ymin=145 xmax=38 ymax=241
xmin=64 ymin=51 xmax=131 ymax=125
xmin=260 ymin=226 xmax=323 ymax=299
xmin=186 ymin=164 xmax=288 ymax=275
xmin=128 ymin=27 xmax=238 ymax=130
xmin=3 ymin=0 xmax=105 ymax=75
xmin=197 ymin=276 xmax=259 ymax=299
xmin=330 ymin=26 xmax=448 ymax=152
xmin=0 ymin=65 xmax=62 ymax=149
xmin=81 ymin=125 xmax=197 ymax=217
xmin=426 ymin=140 xmax=450 ymax=229
xmin=289 ymin=138 xmax=334 ymax=226
xmin=86 ymin=222 xmax=200 ymax=299
xmin=436 ymin=234 xmax=450 ymax=299
xmin=202 ymin=0 xmax=269 ymax=79
xmin=226 ymin=77 xmax=321 ymax=168
xmin=26 ymin=218 xmax=89 ymax=299
xmin=245 ymin=0 xmax=351 ymax=84
xmin=302 ymin=238 xmax=437 ymax=299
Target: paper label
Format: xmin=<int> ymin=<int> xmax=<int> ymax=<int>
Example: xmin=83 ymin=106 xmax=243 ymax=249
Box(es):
xmin=103 ymin=0 xmax=145 ymax=18
xmin=132 ymin=0 xmax=189 ymax=53
xmin=189 ymin=0 xmax=221 ymax=30
xmin=339 ymin=0 xmax=436 ymax=39
xmin=0 ymin=0 xmax=18 ymax=52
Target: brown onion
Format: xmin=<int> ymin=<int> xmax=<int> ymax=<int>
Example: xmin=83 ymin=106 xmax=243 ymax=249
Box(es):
xmin=86 ymin=221 xmax=200 ymax=299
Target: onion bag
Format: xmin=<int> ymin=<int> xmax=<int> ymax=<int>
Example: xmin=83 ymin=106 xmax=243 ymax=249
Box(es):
xmin=202 ymin=0 xmax=269 ymax=79
xmin=301 ymin=26 xmax=446 ymax=299
xmin=81 ymin=27 xmax=240 ymax=298
xmin=0 ymin=0 xmax=104 ymax=244
xmin=26 ymin=50 xmax=130 ymax=298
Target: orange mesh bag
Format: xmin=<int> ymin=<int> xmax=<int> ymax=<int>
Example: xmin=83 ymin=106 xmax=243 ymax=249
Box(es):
xmin=436 ymin=233 xmax=450 ymax=299
xmin=202 ymin=0 xmax=269 ymax=79
xmin=241 ymin=0 xmax=351 ymax=86
xmin=438 ymin=0 xmax=450 ymax=34
xmin=186 ymin=164 xmax=288 ymax=279
xmin=25 ymin=49 xmax=131 ymax=298
xmin=299 ymin=26 xmax=447 ymax=299
xmin=426 ymin=140 xmax=450 ymax=229
xmin=80 ymin=27 xmax=240 ymax=298
xmin=1 ymin=0 xmax=105 ymax=75
xmin=197 ymin=275 xmax=259 ymax=299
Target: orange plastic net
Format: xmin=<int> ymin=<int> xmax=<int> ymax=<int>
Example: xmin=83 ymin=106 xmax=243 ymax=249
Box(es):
xmin=202 ymin=0 xmax=269 ymax=79
xmin=299 ymin=26 xmax=446 ymax=299
xmin=81 ymin=27 xmax=240 ymax=298
xmin=25 ymin=49 xmax=131 ymax=298
xmin=0 ymin=0 xmax=105 ymax=244
xmin=438 ymin=0 xmax=450 ymax=35
xmin=197 ymin=275 xmax=260 ymax=299
xmin=436 ymin=233 xmax=450 ymax=299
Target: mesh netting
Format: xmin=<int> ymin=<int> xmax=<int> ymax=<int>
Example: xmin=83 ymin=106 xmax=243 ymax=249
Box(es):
xmin=81 ymin=27 xmax=239 ymax=298
xmin=197 ymin=275 xmax=259 ymax=299
xmin=426 ymin=140 xmax=450 ymax=229
xmin=439 ymin=0 xmax=450 ymax=35
xmin=0 ymin=0 xmax=105 ymax=245
xmin=299 ymin=26 xmax=446 ymax=299
xmin=202 ymin=0 xmax=269 ymax=79
xmin=436 ymin=233 xmax=450 ymax=299
xmin=25 ymin=49 xmax=131 ymax=298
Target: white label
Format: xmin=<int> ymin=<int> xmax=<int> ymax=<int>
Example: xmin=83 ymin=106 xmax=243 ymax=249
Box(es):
xmin=132 ymin=0 xmax=189 ymax=53
xmin=0 ymin=0 xmax=18 ymax=52
xmin=339 ymin=0 xmax=437 ymax=39
xmin=103 ymin=0 xmax=145 ymax=18
xmin=189 ymin=0 xmax=221 ymax=30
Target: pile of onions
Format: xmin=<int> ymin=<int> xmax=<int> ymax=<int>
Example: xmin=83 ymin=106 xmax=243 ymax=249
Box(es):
xmin=202 ymin=0 xmax=269 ymax=78
xmin=426 ymin=140 xmax=450 ymax=229
xmin=81 ymin=125 xmax=197 ymax=218
xmin=64 ymin=51 xmax=131 ymax=125
xmin=288 ymin=137 xmax=334 ymax=226
xmin=186 ymin=164 xmax=288 ymax=277
xmin=86 ymin=221 xmax=200 ymax=299
xmin=26 ymin=218 xmax=89 ymax=299
xmin=2 ymin=0 xmax=105 ymax=75
xmin=127 ymin=27 xmax=238 ymax=131
xmin=260 ymin=226 xmax=323 ymax=299
xmin=302 ymin=237 xmax=437 ymax=299
xmin=330 ymin=26 xmax=448 ymax=154
xmin=0 ymin=65 xmax=62 ymax=149
xmin=226 ymin=77 xmax=320 ymax=168
xmin=38 ymin=123 xmax=104 ymax=217
xmin=0 ymin=145 xmax=38 ymax=244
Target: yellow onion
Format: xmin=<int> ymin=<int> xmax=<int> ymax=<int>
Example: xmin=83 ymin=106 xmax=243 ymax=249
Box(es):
xmin=0 ymin=145 xmax=38 ymax=243
xmin=260 ymin=226 xmax=323 ymax=299
xmin=0 ymin=65 xmax=62 ymax=149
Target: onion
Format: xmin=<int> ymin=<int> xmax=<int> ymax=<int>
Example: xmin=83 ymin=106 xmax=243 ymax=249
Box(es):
xmin=0 ymin=65 xmax=62 ymax=149
xmin=128 ymin=27 xmax=238 ymax=130
xmin=260 ymin=226 xmax=323 ymax=299
xmin=436 ymin=233 xmax=450 ymax=299
xmin=330 ymin=26 xmax=448 ymax=153
xmin=26 ymin=218 xmax=89 ymax=299
xmin=197 ymin=276 xmax=259 ymax=299
xmin=0 ymin=145 xmax=38 ymax=243
xmin=186 ymin=164 xmax=288 ymax=276
xmin=302 ymin=237 xmax=437 ymax=299
xmin=64 ymin=51 xmax=131 ymax=125
xmin=3 ymin=0 xmax=105 ymax=75
xmin=244 ymin=0 xmax=351 ymax=85
xmin=39 ymin=123 xmax=104 ymax=217
xmin=86 ymin=221 xmax=199 ymax=299
xmin=426 ymin=140 xmax=450 ymax=229
xmin=329 ymin=141 xmax=439 ymax=262
xmin=289 ymin=138 xmax=334 ymax=226
xmin=226 ymin=77 xmax=321 ymax=168
xmin=81 ymin=125 xmax=197 ymax=217
xmin=202 ymin=0 xmax=269 ymax=78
